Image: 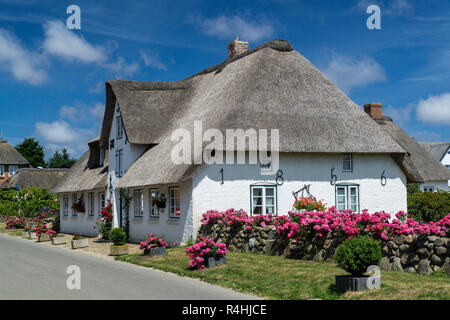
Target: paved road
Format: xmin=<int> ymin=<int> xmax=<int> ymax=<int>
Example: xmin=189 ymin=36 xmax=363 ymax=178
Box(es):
xmin=0 ymin=234 xmax=259 ymax=300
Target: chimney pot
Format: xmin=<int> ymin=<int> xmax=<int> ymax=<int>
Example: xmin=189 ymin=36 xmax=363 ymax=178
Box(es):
xmin=364 ymin=103 xmax=383 ymax=120
xmin=228 ymin=37 xmax=249 ymax=60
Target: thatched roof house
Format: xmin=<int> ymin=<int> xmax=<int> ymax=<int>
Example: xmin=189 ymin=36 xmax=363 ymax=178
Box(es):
xmin=1 ymin=168 xmax=67 ymax=191
xmin=365 ymin=105 xmax=450 ymax=185
xmin=55 ymin=38 xmax=423 ymax=241
xmin=98 ymin=40 xmax=418 ymax=189
xmin=420 ymin=142 xmax=450 ymax=163
xmin=0 ymin=138 xmax=29 ymax=165
xmin=51 ymin=137 xmax=108 ymax=194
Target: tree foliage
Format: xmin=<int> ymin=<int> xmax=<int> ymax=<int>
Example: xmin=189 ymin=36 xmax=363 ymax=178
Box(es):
xmin=47 ymin=147 xmax=77 ymax=168
xmin=15 ymin=138 xmax=45 ymax=168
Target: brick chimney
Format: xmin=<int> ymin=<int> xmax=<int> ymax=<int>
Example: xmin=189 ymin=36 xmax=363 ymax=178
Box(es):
xmin=228 ymin=36 xmax=248 ymax=59
xmin=364 ymin=103 xmax=383 ymax=120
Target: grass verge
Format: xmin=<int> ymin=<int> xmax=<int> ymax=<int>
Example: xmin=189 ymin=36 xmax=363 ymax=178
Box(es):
xmin=115 ymin=247 xmax=450 ymax=300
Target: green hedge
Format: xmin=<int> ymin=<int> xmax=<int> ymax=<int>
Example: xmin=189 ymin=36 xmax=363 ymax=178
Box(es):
xmin=407 ymin=191 xmax=450 ymax=222
xmin=0 ymin=187 xmax=59 ymax=217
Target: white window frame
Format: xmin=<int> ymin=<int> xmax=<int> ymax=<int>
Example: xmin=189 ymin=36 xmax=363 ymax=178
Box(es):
xmin=8 ymin=165 xmax=18 ymax=176
xmin=342 ymin=153 xmax=353 ymax=172
xmin=115 ymin=149 xmax=123 ymax=177
xmin=63 ymin=195 xmax=69 ymax=216
xmin=336 ymin=184 xmax=359 ymax=213
xmin=149 ymin=189 xmax=160 ymax=218
xmin=116 ymin=116 xmax=123 ymax=139
xmin=133 ymin=189 xmax=144 ymax=218
xmin=72 ymin=194 xmax=78 ymax=216
xmin=0 ymin=165 xmax=4 ymax=177
xmin=250 ymin=185 xmax=277 ymax=216
xmin=98 ymin=192 xmax=106 ymax=215
xmin=423 ymin=186 xmax=434 ymax=192
xmin=169 ymin=187 xmax=181 ymax=218
xmin=88 ymin=193 xmax=95 ymax=216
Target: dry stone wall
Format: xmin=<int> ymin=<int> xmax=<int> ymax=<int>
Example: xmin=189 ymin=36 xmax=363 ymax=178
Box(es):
xmin=198 ymin=224 xmax=450 ymax=275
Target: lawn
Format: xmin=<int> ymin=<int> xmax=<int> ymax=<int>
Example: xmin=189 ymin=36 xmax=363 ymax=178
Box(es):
xmin=116 ymin=247 xmax=450 ymax=300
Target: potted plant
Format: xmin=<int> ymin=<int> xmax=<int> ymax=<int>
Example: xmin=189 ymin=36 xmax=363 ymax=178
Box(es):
xmin=334 ymin=236 xmax=382 ymax=293
xmin=293 ymin=197 xmax=326 ymax=212
xmin=139 ymin=233 xmax=168 ymax=256
xmin=22 ymin=224 xmax=31 ymax=238
xmin=185 ymin=237 xmax=228 ymax=270
xmin=71 ymin=234 xmax=89 ymax=249
xmin=35 ymin=223 xmax=51 ymax=242
xmin=50 ymin=231 xmax=67 ymax=245
xmin=109 ymin=228 xmax=128 ymax=256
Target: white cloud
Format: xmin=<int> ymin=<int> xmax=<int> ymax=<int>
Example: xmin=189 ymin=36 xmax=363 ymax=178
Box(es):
xmin=59 ymin=102 xmax=104 ymax=122
xmin=0 ymin=29 xmax=46 ymax=85
xmin=106 ymin=56 xmax=139 ymax=78
xmin=35 ymin=120 xmax=87 ymax=144
xmin=189 ymin=14 xmax=274 ymax=42
xmin=416 ymin=93 xmax=450 ymax=125
xmin=140 ymin=51 xmax=167 ymax=71
xmin=321 ymin=55 xmax=387 ymax=93
xmin=42 ymin=20 xmax=107 ymax=63
xmin=35 ymin=120 xmax=94 ymax=156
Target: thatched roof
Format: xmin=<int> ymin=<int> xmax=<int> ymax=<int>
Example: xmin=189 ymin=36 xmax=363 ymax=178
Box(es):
xmin=375 ymin=117 xmax=450 ymax=182
xmin=420 ymin=142 xmax=450 ymax=162
xmin=50 ymin=138 xmax=108 ymax=193
xmin=0 ymin=138 xmax=29 ymax=165
xmin=1 ymin=168 xmax=67 ymax=191
xmin=96 ymin=39 xmax=413 ymax=188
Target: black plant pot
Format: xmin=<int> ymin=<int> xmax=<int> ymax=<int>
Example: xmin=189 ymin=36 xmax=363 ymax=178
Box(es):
xmin=335 ymin=275 xmax=381 ymax=293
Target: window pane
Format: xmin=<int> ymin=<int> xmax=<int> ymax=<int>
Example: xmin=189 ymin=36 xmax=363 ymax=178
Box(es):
xmin=337 ymin=188 xmax=345 ymax=196
xmin=253 ymin=206 xmax=262 ymax=215
xmin=265 ymin=206 xmax=275 ymax=214
xmin=253 ymin=197 xmax=263 ymax=206
xmin=252 ymin=188 xmax=262 ymax=197
xmin=266 ymin=188 xmax=274 ymax=197
xmin=266 ymin=197 xmax=274 ymax=206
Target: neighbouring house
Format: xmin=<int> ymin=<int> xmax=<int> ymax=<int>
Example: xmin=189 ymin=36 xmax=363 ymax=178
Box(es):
xmin=420 ymin=142 xmax=450 ymax=188
xmin=50 ymin=137 xmax=108 ymax=236
xmin=53 ymin=39 xmax=423 ymax=244
xmin=1 ymin=168 xmax=68 ymax=191
xmin=365 ymin=104 xmax=450 ymax=192
xmin=0 ymin=138 xmax=30 ymax=186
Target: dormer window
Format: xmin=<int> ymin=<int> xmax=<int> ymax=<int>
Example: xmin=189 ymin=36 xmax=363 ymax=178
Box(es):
xmin=116 ymin=116 xmax=124 ymax=139
xmin=342 ymin=153 xmax=353 ymax=172
xmin=99 ymin=149 xmax=106 ymax=166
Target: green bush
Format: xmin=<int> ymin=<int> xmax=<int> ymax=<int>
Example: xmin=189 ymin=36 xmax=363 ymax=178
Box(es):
xmin=335 ymin=236 xmax=381 ymax=276
xmin=0 ymin=187 xmax=59 ymax=217
xmin=407 ymin=183 xmax=421 ymax=195
xmin=109 ymin=228 xmax=126 ymax=246
xmin=408 ymin=191 xmax=450 ymax=222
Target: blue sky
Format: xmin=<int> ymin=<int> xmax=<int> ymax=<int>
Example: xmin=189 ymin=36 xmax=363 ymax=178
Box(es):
xmin=0 ymin=0 xmax=449 ymax=159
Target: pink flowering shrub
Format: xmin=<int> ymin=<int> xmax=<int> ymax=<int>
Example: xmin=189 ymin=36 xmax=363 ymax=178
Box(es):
xmin=139 ymin=234 xmax=168 ymax=254
xmin=185 ymin=237 xmax=228 ymax=270
xmin=46 ymin=229 xmax=57 ymax=238
xmin=34 ymin=223 xmax=48 ymax=237
xmin=201 ymin=208 xmax=252 ymax=231
xmin=5 ymin=217 xmax=27 ymax=229
xmin=200 ymin=207 xmax=450 ymax=243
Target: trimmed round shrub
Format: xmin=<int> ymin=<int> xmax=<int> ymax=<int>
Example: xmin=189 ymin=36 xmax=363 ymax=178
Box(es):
xmin=109 ymin=228 xmax=126 ymax=246
xmin=335 ymin=236 xmax=381 ymax=276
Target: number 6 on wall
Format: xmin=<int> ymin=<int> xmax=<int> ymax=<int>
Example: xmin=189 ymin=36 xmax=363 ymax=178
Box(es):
xmin=381 ymin=170 xmax=387 ymax=186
